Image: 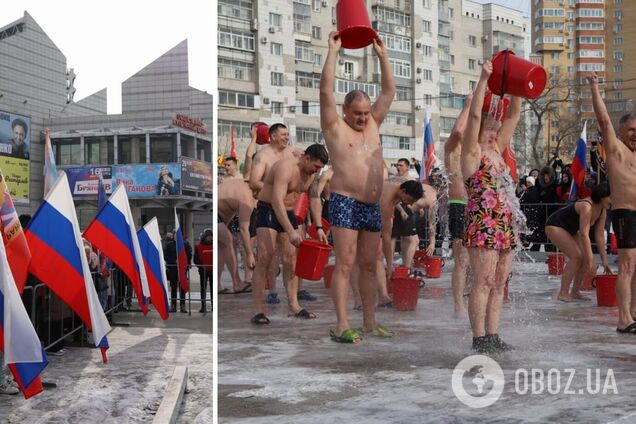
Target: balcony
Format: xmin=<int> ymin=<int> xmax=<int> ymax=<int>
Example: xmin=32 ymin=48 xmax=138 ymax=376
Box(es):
xmin=439 ymin=60 xmax=450 ymax=71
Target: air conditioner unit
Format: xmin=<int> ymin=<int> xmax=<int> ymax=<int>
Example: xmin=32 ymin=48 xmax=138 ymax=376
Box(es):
xmin=251 ymin=19 xmax=259 ymax=31
xmin=343 ymin=73 xmax=353 ymax=80
xmin=415 ymin=105 xmax=422 ymax=111
xmin=482 ymin=35 xmax=489 ymax=41
xmin=269 ymin=26 xmax=276 ymax=34
xmin=260 ymin=37 xmax=268 ymax=44
xmin=564 ymin=31 xmax=570 ymax=35
xmin=416 ymin=67 xmax=422 ymax=74
xmin=321 ymin=0 xmax=328 ymax=7
xmin=618 ymin=58 xmax=623 ymax=62
xmin=416 ymin=78 xmax=422 ymax=84
xmin=289 ymin=106 xmax=296 ymax=112
xmin=559 ymin=29 xmax=564 ymax=33
xmin=263 ymin=97 xmax=270 ymax=104
xmin=338 ymin=59 xmax=345 ymax=65
xmin=415 ymin=42 xmax=422 ymax=48
xmin=332 ymin=18 xmax=337 ymax=25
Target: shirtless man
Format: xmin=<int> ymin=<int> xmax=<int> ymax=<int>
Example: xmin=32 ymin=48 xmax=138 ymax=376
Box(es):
xmin=223 ymin=157 xmax=243 ymax=181
xmin=319 ymin=31 xmax=395 ymax=343
xmin=217 ymin=178 xmax=255 ymax=293
xmin=250 ymin=144 xmax=329 ymax=324
xmin=588 ymin=72 xmax=636 ymax=334
xmin=444 ymin=93 xmax=473 ymax=315
xmin=388 ymin=158 xmax=420 ymax=271
xmin=249 ymin=123 xmax=297 ymax=304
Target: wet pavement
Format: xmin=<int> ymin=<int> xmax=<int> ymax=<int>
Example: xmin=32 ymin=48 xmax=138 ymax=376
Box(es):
xmin=0 ymin=278 xmax=213 ymax=423
xmin=218 ymin=254 xmax=636 ymax=423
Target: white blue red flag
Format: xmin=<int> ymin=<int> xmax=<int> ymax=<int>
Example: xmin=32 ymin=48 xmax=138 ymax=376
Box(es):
xmin=137 ymin=218 xmax=170 ymax=320
xmin=24 ymin=173 xmax=111 ymax=363
xmin=569 ymin=122 xmax=587 ymax=203
xmin=96 ymin=177 xmax=112 ymax=278
xmin=83 ymin=184 xmax=150 ymax=314
xmin=420 ymin=111 xmax=435 ymax=183
xmin=43 ymin=129 xmax=58 ymax=197
xmin=0 ymin=237 xmax=47 ymax=399
xmin=175 ymin=209 xmax=189 ymax=293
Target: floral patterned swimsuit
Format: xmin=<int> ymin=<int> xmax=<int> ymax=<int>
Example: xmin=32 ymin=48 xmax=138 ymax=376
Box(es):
xmin=464 ymin=149 xmax=517 ymax=250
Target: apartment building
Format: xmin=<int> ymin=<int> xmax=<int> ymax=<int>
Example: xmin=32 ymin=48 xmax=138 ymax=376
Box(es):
xmin=218 ymin=0 xmax=529 ymax=170
xmin=532 ymin=0 xmax=634 ymax=159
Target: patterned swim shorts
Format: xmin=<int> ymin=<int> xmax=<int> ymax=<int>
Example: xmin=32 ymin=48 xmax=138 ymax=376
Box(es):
xmin=328 ymin=192 xmax=382 ymax=233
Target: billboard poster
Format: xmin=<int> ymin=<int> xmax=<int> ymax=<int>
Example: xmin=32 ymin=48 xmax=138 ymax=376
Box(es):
xmin=64 ymin=166 xmax=113 ymax=197
xmin=0 ymin=156 xmax=29 ymax=204
xmin=0 ymin=111 xmax=31 ymax=160
xmin=112 ymin=163 xmax=181 ymax=197
xmin=180 ymin=157 xmax=212 ymax=193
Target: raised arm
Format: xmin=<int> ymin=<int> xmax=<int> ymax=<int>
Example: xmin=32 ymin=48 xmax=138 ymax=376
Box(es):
xmin=587 ymin=72 xmax=619 ymax=155
xmin=320 ymin=32 xmax=342 ymax=134
xmin=496 ymin=96 xmax=522 ymax=152
xmin=370 ymin=37 xmax=396 ymax=126
xmin=445 ymin=92 xmax=474 ymax=161
xmin=464 ymin=62 xmax=492 ymax=154
xmin=243 ymin=127 xmax=259 ymax=180
xmin=248 ymin=151 xmax=266 ymax=193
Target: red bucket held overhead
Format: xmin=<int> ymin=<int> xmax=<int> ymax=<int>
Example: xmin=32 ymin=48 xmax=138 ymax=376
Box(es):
xmin=392 ymin=277 xmax=420 ymax=311
xmin=336 ymin=0 xmax=378 ymax=49
xmin=293 ymin=192 xmax=309 ymax=224
xmin=488 ymin=49 xmax=547 ymax=100
xmin=295 ymin=240 xmax=333 ymax=280
xmin=255 ymin=123 xmax=270 ymax=145
xmin=546 ymin=253 xmax=565 ymax=276
xmin=593 ymin=274 xmax=618 ymax=307
xmin=424 ymin=256 xmax=444 ymax=279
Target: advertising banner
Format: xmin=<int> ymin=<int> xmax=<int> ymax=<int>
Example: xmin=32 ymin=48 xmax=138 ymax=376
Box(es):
xmin=64 ymin=166 xmax=113 ymax=197
xmin=0 ymin=111 xmax=31 ymax=204
xmin=112 ymin=163 xmax=181 ymax=197
xmin=180 ymin=157 xmax=212 ymax=193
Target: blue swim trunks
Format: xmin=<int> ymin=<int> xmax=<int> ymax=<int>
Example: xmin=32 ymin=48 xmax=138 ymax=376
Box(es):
xmin=328 ymin=192 xmax=382 ymax=233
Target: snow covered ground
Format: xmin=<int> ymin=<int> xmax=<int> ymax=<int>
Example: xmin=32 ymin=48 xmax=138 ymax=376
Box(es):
xmin=218 ymin=254 xmax=636 ymax=423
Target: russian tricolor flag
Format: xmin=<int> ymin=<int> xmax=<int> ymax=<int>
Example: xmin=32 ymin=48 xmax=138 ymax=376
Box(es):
xmin=84 ymin=184 xmax=150 ymax=314
xmin=175 ymin=210 xmax=189 ymax=293
xmin=137 ymin=218 xmax=170 ymax=320
xmin=569 ymin=122 xmax=587 ymax=203
xmin=0 ymin=237 xmax=47 ymax=399
xmin=420 ymin=111 xmax=435 ymax=183
xmin=24 ymin=173 xmax=110 ymax=363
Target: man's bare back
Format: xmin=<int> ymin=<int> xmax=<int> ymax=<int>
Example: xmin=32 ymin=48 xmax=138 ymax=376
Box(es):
xmin=218 ymin=179 xmax=255 ymax=224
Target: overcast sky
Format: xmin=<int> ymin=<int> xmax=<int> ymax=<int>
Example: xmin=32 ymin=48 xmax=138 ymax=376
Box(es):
xmin=471 ymin=0 xmax=530 ymax=14
xmin=4 ymin=0 xmax=213 ymax=114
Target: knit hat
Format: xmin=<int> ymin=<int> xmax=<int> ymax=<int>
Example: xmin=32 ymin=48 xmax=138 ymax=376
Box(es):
xmin=526 ymin=176 xmax=535 ymax=186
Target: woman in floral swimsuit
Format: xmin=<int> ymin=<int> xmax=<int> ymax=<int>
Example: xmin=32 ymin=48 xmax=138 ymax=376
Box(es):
xmin=460 ymin=60 xmax=522 ymax=354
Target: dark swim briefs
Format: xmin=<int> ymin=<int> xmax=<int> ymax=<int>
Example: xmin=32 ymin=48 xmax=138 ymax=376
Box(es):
xmin=448 ymin=201 xmax=467 ymax=240
xmin=391 ymin=207 xmax=418 ymax=238
xmin=255 ymin=201 xmax=298 ymax=233
xmin=328 ymin=192 xmax=382 ymax=233
xmin=612 ymin=209 xmax=636 ymax=249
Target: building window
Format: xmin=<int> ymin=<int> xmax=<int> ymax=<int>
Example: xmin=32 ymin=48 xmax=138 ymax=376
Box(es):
xmin=271 ymin=72 xmax=284 ymax=86
xmin=311 ymin=26 xmax=322 ymax=39
xmin=469 ymin=80 xmax=476 ymax=91
xmin=373 ymin=6 xmax=411 ymax=27
xmin=614 ymin=24 xmax=622 ymax=32
xmin=150 ymin=136 xmax=175 ymax=163
xmin=218 ymin=0 xmax=253 ymax=20
xmin=85 ymin=138 xmax=101 ymax=165
xmin=218 ymin=28 xmax=255 ymax=51
xmin=312 ymin=0 xmax=321 ymax=12
xmin=614 ymin=92 xmax=623 ymax=100
xmin=424 ymin=94 xmax=432 ymax=105
xmin=613 ymin=51 xmax=623 ymax=60
xmin=449 ymin=7 xmax=454 ymax=18
xmin=468 ymin=35 xmax=476 ymax=46
xmin=296 ymin=127 xmax=324 ymax=144
xmin=468 ymin=59 xmax=476 ymax=70
xmin=613 ymin=37 xmax=623 ymax=46
xmin=389 ymin=59 xmax=411 ymax=78
xmin=385 ymin=111 xmax=412 ymax=126
xmin=296 ymin=71 xmax=321 ymax=89
xmin=380 ymin=32 xmax=411 ymax=53
xmin=423 ymin=45 xmax=432 ymax=56
xmin=295 ymin=41 xmax=314 ymax=62
xmin=551 ymin=52 xmax=561 ymax=59
xmin=422 ymin=69 xmax=432 ymax=81
xmin=614 ymin=64 xmax=623 ymax=73
xmin=381 ymin=135 xmax=415 ymax=150
xmin=614 ymin=10 xmax=622 ymax=19
xmin=336 ymin=80 xmax=378 ymax=98
xmin=314 ymin=53 xmax=322 ymax=66
xmin=450 ymin=54 xmax=454 ymax=65
xmin=422 ymin=0 xmax=431 ymax=8
xmin=269 ymin=13 xmax=282 ymax=27
xmin=271 ymin=42 xmax=283 ymax=55
xmin=219 ymin=90 xmax=255 ymax=108
xmin=271 ymin=102 xmax=283 ymax=115
xmin=343 ymin=62 xmax=354 ymax=79
xmin=218 ymin=120 xmax=252 ymax=140
xmin=395 ymin=86 xmax=410 ymax=101
xmin=218 ymin=58 xmax=255 ymax=81
xmin=535 ymin=8 xmax=565 ymax=18
xmin=296 ymin=100 xmax=321 ymax=116
xmin=422 ymin=19 xmax=431 ymax=33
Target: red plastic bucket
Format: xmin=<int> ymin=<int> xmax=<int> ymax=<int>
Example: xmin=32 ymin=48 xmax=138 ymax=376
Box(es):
xmin=413 ymin=250 xmax=428 ymax=268
xmin=293 ymin=192 xmax=309 ymax=224
xmin=547 ymin=253 xmax=565 ymax=276
xmin=424 ymin=257 xmax=444 ymax=278
xmin=336 ymin=0 xmax=378 ymax=49
xmin=256 ymin=123 xmax=270 ymax=145
xmin=392 ymin=266 xmax=409 ymax=279
xmin=392 ymin=277 xmax=420 ymax=311
xmin=323 ymin=264 xmax=335 ymax=289
xmin=488 ymin=49 xmax=547 ymax=100
xmin=593 ymin=275 xmax=618 ymax=307
xmin=307 ymin=219 xmax=331 ymax=240
xmin=610 ymin=233 xmax=618 ymax=254
xmin=295 ymin=240 xmax=333 ymax=280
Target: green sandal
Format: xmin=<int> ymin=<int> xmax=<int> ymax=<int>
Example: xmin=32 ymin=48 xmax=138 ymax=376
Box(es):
xmin=355 ymin=324 xmax=395 ymax=338
xmin=329 ymin=329 xmax=362 ymax=344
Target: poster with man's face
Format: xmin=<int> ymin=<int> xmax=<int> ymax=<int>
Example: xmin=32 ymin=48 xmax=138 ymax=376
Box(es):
xmin=0 ymin=111 xmax=31 ymax=160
